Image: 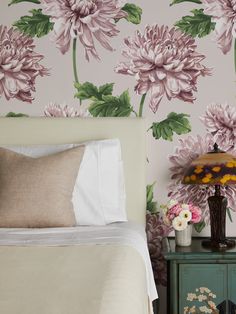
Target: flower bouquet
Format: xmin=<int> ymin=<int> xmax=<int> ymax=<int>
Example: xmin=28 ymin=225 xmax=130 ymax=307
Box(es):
xmin=162 ymin=200 xmax=202 ymax=246
xmin=184 ymin=287 xmax=218 ymax=314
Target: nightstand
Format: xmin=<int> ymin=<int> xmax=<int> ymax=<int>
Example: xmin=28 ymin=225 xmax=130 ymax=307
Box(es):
xmin=163 ymin=238 xmax=236 ymax=314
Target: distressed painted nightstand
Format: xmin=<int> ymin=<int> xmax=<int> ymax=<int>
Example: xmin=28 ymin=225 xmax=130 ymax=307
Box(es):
xmin=163 ymin=238 xmax=236 ymax=314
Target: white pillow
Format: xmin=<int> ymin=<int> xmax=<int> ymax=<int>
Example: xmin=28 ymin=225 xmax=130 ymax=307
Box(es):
xmin=2 ymin=139 xmax=127 ymax=225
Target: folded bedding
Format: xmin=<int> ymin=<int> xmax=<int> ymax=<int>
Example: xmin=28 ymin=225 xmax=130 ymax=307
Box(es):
xmin=0 ymin=222 xmax=157 ymax=314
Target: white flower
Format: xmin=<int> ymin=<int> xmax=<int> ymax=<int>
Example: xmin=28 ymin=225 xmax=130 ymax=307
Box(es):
xmin=179 ymin=209 xmax=192 ymax=222
xmin=199 ymin=306 xmax=212 ymax=313
xmin=198 ymin=294 xmax=207 ymax=302
xmin=187 ymin=293 xmax=197 ymax=301
xmin=184 ymin=306 xmax=189 ymax=314
xmin=189 ymin=306 xmax=196 ymax=313
xmin=185 ymin=306 xmax=197 ymax=313
xmin=173 ymin=216 xmax=188 ymax=231
xmin=200 ymin=287 xmax=211 ymax=294
xmin=208 ymin=301 xmax=216 ymax=309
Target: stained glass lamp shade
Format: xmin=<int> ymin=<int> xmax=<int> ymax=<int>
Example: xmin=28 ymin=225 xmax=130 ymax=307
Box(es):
xmin=182 ymin=143 xmax=236 ymax=249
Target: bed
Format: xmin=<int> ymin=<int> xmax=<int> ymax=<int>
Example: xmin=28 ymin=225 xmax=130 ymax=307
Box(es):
xmin=0 ymin=117 xmax=157 ymax=314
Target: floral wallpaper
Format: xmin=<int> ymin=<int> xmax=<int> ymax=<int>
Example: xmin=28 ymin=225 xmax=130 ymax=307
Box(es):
xmin=1 ymin=0 xmax=236 ymax=313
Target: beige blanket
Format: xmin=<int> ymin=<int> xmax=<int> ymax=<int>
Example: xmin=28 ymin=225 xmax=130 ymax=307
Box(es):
xmin=0 ymin=244 xmax=151 ymax=314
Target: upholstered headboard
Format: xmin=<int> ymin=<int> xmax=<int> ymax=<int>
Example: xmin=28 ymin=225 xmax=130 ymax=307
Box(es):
xmin=0 ymin=118 xmax=146 ymax=225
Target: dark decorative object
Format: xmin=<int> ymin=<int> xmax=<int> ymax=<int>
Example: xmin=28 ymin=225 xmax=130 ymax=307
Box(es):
xmin=182 ymin=143 xmax=236 ymax=249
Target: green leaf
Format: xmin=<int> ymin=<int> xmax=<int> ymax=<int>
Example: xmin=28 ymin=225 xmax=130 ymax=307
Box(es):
xmin=146 ymin=182 xmax=158 ymax=214
xmin=5 ymin=112 xmax=29 ymax=117
xmin=9 ymin=0 xmax=40 ymax=6
xmin=74 ymin=82 xmax=100 ymax=100
xmin=118 ymin=3 xmax=142 ymax=24
xmin=75 ymin=82 xmax=131 ymax=117
xmin=75 ymin=82 xmax=114 ymax=101
xmin=150 ymin=112 xmax=191 ymax=141
xmin=13 ymin=9 xmax=53 ymax=38
xmin=147 ymin=182 xmax=155 ymax=204
xmin=194 ymin=220 xmax=206 ymax=233
xmin=89 ymin=90 xmax=133 ymax=117
xmin=175 ymin=9 xmax=215 ymax=38
xmin=227 ymin=207 xmax=233 ymax=223
xmin=170 ymin=0 xmax=201 ymax=5
xmin=147 ymin=201 xmax=158 ymax=214
xmin=98 ymin=83 xmax=114 ymax=96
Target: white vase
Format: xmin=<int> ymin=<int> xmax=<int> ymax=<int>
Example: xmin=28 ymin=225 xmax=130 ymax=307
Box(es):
xmin=175 ymin=224 xmax=192 ymax=247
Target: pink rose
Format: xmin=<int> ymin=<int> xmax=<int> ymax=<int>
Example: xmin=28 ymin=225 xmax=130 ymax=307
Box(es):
xmin=189 ymin=204 xmax=202 ymax=223
xmin=167 ymin=204 xmax=182 ymax=221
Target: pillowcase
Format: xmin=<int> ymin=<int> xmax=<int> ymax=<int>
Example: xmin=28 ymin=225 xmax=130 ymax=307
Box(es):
xmin=3 ymin=139 xmax=127 ymax=226
xmin=0 ymin=146 xmax=85 ymax=228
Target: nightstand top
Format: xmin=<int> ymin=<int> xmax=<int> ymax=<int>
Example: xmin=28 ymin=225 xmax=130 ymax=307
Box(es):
xmin=163 ymin=237 xmax=236 ymax=260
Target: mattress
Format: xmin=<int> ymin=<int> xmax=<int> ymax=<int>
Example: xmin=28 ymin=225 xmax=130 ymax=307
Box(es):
xmin=0 ymin=222 xmax=157 ymax=314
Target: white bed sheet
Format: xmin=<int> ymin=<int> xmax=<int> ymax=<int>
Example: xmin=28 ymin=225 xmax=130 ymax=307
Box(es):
xmin=0 ymin=222 xmax=158 ymax=302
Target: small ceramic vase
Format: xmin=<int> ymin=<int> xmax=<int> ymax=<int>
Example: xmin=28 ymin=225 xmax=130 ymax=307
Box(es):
xmin=175 ymin=224 xmax=192 ymax=247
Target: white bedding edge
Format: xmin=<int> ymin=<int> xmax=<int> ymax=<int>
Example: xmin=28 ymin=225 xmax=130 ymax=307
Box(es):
xmin=0 ymin=222 xmax=158 ymax=302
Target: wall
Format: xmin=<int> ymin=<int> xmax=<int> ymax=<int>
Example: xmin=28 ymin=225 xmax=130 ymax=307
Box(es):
xmin=1 ymin=0 xmax=236 ymax=313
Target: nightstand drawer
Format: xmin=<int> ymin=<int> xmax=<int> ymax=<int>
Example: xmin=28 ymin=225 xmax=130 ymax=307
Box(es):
xmin=179 ymin=264 xmax=227 ymax=313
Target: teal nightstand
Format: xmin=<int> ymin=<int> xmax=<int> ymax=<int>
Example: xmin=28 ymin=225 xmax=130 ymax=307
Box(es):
xmin=163 ymin=238 xmax=236 ymax=314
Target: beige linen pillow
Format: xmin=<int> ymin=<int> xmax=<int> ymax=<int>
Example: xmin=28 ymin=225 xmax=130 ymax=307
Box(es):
xmin=0 ymin=146 xmax=85 ymax=228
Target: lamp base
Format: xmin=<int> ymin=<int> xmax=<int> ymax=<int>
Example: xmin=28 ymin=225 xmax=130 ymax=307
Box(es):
xmin=202 ymin=238 xmax=236 ymax=250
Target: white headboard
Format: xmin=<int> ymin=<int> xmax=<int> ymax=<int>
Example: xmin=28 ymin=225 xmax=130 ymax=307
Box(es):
xmin=0 ymin=117 xmax=146 ymax=225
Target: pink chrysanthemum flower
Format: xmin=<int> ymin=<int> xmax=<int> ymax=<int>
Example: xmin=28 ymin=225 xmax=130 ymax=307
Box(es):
xmin=115 ymin=25 xmax=211 ymax=113
xmin=200 ymin=103 xmax=236 ymax=150
xmin=202 ymin=0 xmax=236 ymax=54
xmin=146 ymin=212 xmax=171 ymax=286
xmin=41 ymin=0 xmax=127 ymax=61
xmin=0 ymin=25 xmax=48 ymax=103
xmin=44 ymin=103 xmax=87 ymax=117
xmin=168 ymin=134 xmax=236 ymax=222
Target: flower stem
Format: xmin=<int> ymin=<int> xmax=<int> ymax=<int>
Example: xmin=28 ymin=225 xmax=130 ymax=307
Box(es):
xmin=138 ymin=93 xmax=146 ymax=117
xmin=73 ymin=38 xmax=82 ymax=106
xmin=73 ymin=38 xmax=79 ymax=84
xmin=234 ymin=39 xmax=236 ymax=73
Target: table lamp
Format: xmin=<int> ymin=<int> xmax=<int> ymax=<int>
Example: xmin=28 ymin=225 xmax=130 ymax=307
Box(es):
xmin=182 ymin=143 xmax=236 ymax=249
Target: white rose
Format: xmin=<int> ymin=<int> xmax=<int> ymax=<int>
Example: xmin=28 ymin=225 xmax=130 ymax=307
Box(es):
xmin=173 ymin=217 xmax=188 ymax=231
xmin=179 ymin=209 xmax=192 ymax=222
